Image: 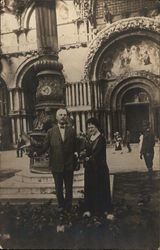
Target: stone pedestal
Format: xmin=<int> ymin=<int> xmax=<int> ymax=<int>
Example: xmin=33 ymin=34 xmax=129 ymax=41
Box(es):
xmin=0 ymin=167 xmax=85 ymax=205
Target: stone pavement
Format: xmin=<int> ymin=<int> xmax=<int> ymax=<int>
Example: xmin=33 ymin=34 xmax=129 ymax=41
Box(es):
xmin=107 ymin=143 xmax=160 ymax=173
xmin=0 ymin=143 xmax=159 ymax=173
xmin=0 ymin=144 xmax=159 ymax=204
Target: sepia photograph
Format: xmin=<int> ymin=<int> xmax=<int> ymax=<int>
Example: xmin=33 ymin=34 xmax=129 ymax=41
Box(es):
xmin=0 ymin=0 xmax=160 ymax=249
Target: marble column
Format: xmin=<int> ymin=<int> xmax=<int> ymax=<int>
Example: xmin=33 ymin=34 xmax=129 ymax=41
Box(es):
xmin=83 ymin=82 xmax=87 ymax=106
xmin=21 ymin=91 xmax=25 ymax=110
xmin=81 ymin=112 xmax=86 ymax=133
xmin=14 ymin=90 xmax=20 ymax=111
xmin=72 ymin=84 xmax=76 ymax=106
xmin=103 ymin=112 xmax=107 ymax=138
xmin=76 ymin=112 xmax=80 ymax=134
xmin=117 ymin=110 xmax=122 ymax=135
xmin=76 ymin=83 xmax=79 ymax=106
xmin=107 ymin=112 xmax=111 ymax=142
xmin=23 ymin=117 xmax=27 ymax=133
xmin=79 ymin=83 xmax=83 ymax=106
xmin=112 ymin=111 xmax=118 ymax=133
xmin=68 ymin=85 xmax=72 ymax=106
xmin=34 ymin=0 xmax=65 ymax=128
xmin=17 ymin=118 xmax=21 ymax=137
xmin=97 ymin=83 xmax=100 ymax=108
xmin=11 ymin=118 xmax=16 ymax=144
xmin=94 ymin=82 xmax=97 ymax=108
xmin=121 ymin=108 xmax=126 ymax=140
xmin=87 ymin=82 xmax=91 ymax=106
xmin=9 ymin=90 xmax=13 ymax=111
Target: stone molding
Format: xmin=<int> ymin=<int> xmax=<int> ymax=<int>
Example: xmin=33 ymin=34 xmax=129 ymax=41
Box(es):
xmin=84 ymin=17 xmax=160 ymax=80
xmin=104 ymin=71 xmax=160 ymax=111
xmin=115 ymin=71 xmax=160 ymax=89
xmin=34 ymin=59 xmax=63 ymax=75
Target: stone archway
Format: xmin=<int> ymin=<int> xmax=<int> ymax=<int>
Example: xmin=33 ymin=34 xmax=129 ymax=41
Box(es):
xmin=21 ymin=66 xmax=38 ymax=132
xmin=107 ymin=74 xmax=160 ymax=142
xmin=9 ymin=56 xmax=40 ymax=143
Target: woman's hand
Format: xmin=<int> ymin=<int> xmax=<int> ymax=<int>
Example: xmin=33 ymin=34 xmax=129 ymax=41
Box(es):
xmin=85 ymin=157 xmax=90 ymax=162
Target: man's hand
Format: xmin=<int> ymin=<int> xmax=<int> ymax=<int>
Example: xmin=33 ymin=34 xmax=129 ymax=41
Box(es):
xmin=140 ymin=154 xmax=143 ymax=160
xmin=74 ymin=152 xmax=78 ymax=158
xmin=33 ymin=152 xmax=37 ymax=157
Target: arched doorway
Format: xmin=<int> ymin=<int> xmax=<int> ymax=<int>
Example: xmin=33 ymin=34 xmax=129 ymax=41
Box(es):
xmin=0 ymin=78 xmax=11 ymax=150
xmin=22 ymin=67 xmax=38 ymax=132
xmin=109 ymin=75 xmax=160 ymax=142
xmin=122 ymin=88 xmax=150 ymax=142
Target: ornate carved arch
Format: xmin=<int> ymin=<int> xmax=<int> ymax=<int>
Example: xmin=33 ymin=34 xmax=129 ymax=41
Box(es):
xmin=84 ymin=17 xmax=160 ymax=80
xmin=21 ymin=1 xmax=35 ymax=29
xmin=117 ymin=85 xmax=152 ymax=110
xmin=105 ymin=71 xmax=160 ymax=110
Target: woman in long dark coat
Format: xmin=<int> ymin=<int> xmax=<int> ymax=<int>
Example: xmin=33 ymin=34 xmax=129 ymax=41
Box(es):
xmin=82 ymin=118 xmax=114 ymax=220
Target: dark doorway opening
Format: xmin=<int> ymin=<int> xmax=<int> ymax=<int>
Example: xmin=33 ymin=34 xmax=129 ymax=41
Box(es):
xmin=125 ymin=103 xmax=149 ymax=143
xmin=22 ymin=67 xmax=38 ymax=132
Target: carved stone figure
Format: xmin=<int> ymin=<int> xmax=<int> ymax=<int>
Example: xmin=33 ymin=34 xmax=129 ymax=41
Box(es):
xmin=143 ymin=51 xmax=151 ymax=65
xmin=120 ymin=48 xmax=131 ymax=68
xmin=103 ymin=2 xmax=112 ymax=23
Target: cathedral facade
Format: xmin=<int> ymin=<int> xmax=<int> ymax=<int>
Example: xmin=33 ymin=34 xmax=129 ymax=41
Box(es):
xmin=0 ymin=0 xmax=160 ymax=149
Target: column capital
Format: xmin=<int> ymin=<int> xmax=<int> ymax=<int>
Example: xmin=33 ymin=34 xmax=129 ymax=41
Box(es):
xmin=34 ymin=57 xmax=63 ymax=75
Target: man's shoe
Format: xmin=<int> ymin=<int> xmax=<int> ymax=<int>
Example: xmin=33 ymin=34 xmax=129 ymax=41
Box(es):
xmin=57 ymin=207 xmax=64 ymax=213
xmin=93 ymin=217 xmax=102 ymax=226
xmin=83 ymin=211 xmax=91 ymax=218
xmin=106 ymin=214 xmax=115 ymax=221
xmin=148 ymin=168 xmax=153 ymax=173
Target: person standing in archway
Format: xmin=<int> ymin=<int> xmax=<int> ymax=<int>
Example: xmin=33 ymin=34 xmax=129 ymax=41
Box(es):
xmin=125 ymin=130 xmax=132 ymax=153
xmin=140 ymin=127 xmax=155 ymax=173
xmin=16 ymin=135 xmax=25 ymax=158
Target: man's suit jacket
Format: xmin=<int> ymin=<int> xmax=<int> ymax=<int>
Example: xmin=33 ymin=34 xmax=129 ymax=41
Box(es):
xmin=43 ymin=124 xmax=77 ymax=173
xmin=141 ymin=132 xmax=155 ymax=154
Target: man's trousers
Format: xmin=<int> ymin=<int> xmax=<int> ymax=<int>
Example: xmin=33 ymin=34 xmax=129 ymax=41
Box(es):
xmin=52 ymin=170 xmax=73 ymax=211
xmin=143 ymin=152 xmax=154 ymax=172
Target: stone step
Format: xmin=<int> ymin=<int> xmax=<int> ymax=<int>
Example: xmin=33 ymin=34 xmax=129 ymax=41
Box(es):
xmin=15 ymin=169 xmax=84 ymax=184
xmin=0 ymin=181 xmax=84 ymax=195
xmin=0 ymin=166 xmax=113 ymax=205
xmin=0 ymin=193 xmax=57 ymax=205
xmin=0 ymin=193 xmax=83 ymax=205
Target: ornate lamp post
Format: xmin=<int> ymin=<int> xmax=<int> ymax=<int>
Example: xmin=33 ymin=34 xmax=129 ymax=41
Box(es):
xmin=28 ymin=0 xmax=65 ymax=173
xmin=33 ymin=0 xmax=65 ymax=128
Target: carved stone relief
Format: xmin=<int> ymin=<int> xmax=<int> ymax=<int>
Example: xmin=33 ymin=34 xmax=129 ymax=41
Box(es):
xmin=98 ymin=38 xmax=159 ymax=79
xmin=1 ymin=0 xmax=28 ymax=16
xmin=84 ymin=17 xmax=160 ymax=80
xmin=73 ymin=0 xmax=96 ymax=26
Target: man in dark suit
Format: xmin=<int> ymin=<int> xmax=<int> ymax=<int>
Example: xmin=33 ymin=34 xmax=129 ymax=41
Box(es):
xmin=16 ymin=135 xmax=25 ymax=157
xmin=125 ymin=130 xmax=131 ymax=153
xmin=42 ymin=108 xmax=78 ymax=212
xmin=140 ymin=127 xmax=155 ymax=172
